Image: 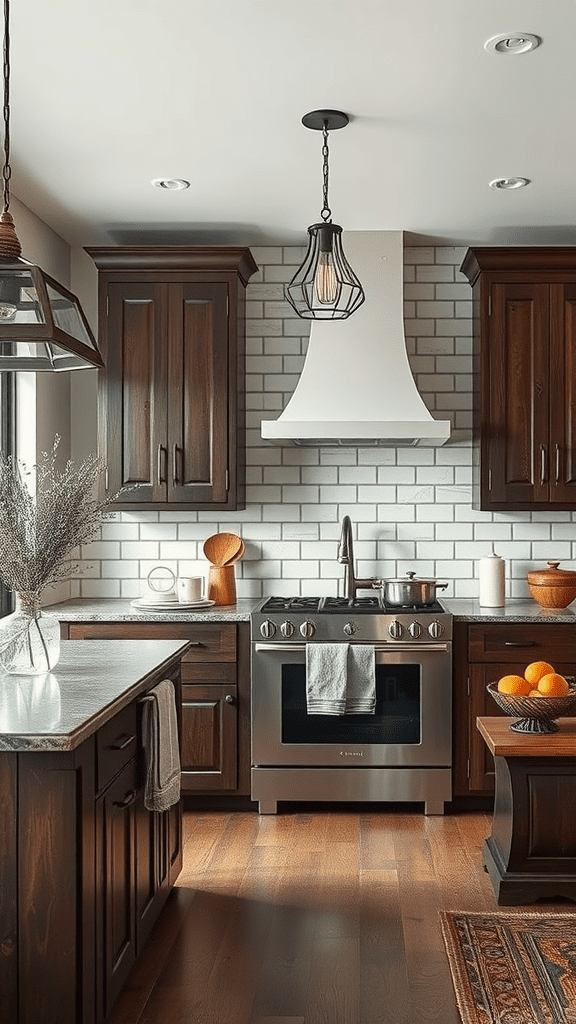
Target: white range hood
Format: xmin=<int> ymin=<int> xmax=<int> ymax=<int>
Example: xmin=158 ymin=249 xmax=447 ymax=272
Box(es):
xmin=261 ymin=230 xmax=451 ymax=447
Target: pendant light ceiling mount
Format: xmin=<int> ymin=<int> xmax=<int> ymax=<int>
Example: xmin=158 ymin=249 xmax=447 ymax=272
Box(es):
xmin=301 ymin=109 xmax=349 ymax=132
xmin=285 ymin=108 xmax=365 ymax=321
xmin=0 ymin=0 xmax=103 ymax=371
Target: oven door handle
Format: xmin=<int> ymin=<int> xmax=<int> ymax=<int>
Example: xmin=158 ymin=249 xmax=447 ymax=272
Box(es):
xmin=254 ymin=642 xmax=451 ymax=653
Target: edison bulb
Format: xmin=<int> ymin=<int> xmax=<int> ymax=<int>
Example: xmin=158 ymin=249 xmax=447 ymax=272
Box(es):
xmin=314 ymin=252 xmax=338 ymax=305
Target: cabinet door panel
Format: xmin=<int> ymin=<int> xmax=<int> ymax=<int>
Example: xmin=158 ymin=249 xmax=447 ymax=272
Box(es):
xmin=181 ymin=683 xmax=237 ymax=791
xmin=488 ymin=282 xmax=549 ymax=505
xmin=104 ymin=283 xmax=168 ymax=503
xmin=168 ymin=282 xmax=229 ymax=503
xmin=100 ymin=758 xmax=138 ymax=1016
xmin=550 ymin=282 xmax=576 ymax=501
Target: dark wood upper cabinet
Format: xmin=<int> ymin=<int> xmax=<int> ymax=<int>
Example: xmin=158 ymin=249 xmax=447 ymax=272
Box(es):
xmin=86 ymin=247 xmax=258 ymax=511
xmin=461 ymin=247 xmax=576 ymax=510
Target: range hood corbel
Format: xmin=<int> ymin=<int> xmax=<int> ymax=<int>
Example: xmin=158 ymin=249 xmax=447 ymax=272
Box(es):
xmin=261 ymin=231 xmax=450 ymax=447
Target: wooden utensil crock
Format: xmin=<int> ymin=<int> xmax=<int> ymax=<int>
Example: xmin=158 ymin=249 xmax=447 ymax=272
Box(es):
xmin=207 ymin=565 xmax=236 ymax=605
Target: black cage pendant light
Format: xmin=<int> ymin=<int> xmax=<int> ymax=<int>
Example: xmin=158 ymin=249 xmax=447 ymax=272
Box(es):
xmin=285 ymin=110 xmax=364 ymax=321
xmin=0 ymin=0 xmax=103 ymax=371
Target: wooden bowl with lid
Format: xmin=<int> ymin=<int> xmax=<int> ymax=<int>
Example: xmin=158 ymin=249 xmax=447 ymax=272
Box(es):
xmin=527 ymin=561 xmax=576 ymax=609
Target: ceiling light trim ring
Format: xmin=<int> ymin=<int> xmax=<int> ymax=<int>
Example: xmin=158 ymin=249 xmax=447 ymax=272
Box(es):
xmin=151 ymin=178 xmax=190 ymax=190
xmin=484 ymin=33 xmax=541 ymax=55
xmin=489 ymin=177 xmax=531 ymax=190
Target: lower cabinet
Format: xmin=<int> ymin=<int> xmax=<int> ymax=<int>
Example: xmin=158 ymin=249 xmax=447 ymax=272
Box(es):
xmin=62 ymin=620 xmax=251 ymax=797
xmin=453 ymin=620 xmax=576 ymax=797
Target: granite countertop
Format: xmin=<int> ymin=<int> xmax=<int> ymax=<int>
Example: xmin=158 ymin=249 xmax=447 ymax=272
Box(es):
xmin=0 ymin=639 xmax=188 ymax=752
xmin=443 ymin=598 xmax=576 ymax=623
xmin=44 ymin=597 xmax=258 ymax=622
xmin=45 ymin=596 xmax=576 ymax=624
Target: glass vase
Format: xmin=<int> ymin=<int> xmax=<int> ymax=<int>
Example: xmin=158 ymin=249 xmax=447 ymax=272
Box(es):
xmin=0 ymin=592 xmax=61 ymax=675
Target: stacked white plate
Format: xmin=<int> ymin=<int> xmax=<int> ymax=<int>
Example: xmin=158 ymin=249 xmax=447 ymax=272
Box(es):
xmin=130 ymin=597 xmax=215 ymax=610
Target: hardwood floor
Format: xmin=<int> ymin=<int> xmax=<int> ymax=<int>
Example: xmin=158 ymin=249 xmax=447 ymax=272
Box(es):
xmin=108 ymin=806 xmax=500 ymax=1024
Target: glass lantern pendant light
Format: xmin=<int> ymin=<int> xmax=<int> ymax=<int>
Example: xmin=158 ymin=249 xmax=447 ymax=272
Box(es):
xmin=0 ymin=0 xmax=103 ymax=371
xmin=285 ymin=110 xmax=365 ymax=320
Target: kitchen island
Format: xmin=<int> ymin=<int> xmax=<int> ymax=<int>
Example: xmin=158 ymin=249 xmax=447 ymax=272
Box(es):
xmin=0 ymin=639 xmax=188 ymax=1024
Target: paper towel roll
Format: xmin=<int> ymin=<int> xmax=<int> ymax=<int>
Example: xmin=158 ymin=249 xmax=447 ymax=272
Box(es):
xmin=479 ymin=547 xmax=505 ymax=607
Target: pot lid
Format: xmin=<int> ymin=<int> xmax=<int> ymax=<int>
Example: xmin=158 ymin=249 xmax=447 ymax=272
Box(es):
xmin=526 ymin=561 xmax=576 ymax=586
xmin=383 ymin=571 xmax=441 ymax=585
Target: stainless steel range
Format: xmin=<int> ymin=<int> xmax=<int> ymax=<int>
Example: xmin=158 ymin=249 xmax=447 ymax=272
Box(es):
xmin=251 ymin=594 xmax=452 ymax=815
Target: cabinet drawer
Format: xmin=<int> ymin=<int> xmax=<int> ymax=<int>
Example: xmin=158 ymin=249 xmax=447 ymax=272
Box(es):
xmin=66 ymin=622 xmax=236 ymax=662
xmin=469 ymin=624 xmax=576 ymax=663
xmin=97 ymin=702 xmax=138 ymax=793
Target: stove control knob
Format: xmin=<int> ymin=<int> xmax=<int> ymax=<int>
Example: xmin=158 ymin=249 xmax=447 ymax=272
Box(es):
xmin=260 ymin=619 xmax=276 ymax=639
xmin=343 ymin=621 xmax=358 ymax=637
xmin=428 ymin=620 xmax=445 ymax=639
xmin=280 ymin=620 xmax=295 ymax=638
xmin=408 ymin=621 xmax=422 ymax=639
xmin=300 ymin=620 xmax=316 ymax=639
xmin=388 ymin=620 xmax=404 ymax=640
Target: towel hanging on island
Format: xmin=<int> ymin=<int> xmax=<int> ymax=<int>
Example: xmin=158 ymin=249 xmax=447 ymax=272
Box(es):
xmin=306 ymin=643 xmax=376 ymax=715
xmin=141 ymin=678 xmax=181 ymax=811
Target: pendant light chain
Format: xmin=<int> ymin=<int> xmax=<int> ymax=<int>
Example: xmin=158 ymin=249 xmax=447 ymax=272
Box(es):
xmin=320 ymin=121 xmax=332 ymax=223
xmin=0 ymin=0 xmax=20 ymax=256
xmin=2 ymin=0 xmax=11 ymax=213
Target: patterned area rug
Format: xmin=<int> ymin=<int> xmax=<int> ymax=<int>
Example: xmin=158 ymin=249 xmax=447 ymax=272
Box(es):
xmin=441 ymin=911 xmax=576 ymax=1024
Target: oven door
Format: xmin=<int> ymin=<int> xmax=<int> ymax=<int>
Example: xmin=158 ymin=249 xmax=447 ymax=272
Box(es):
xmin=251 ymin=642 xmax=451 ymax=768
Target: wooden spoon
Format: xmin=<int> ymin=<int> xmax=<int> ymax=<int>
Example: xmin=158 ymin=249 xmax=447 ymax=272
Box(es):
xmin=223 ymin=538 xmax=245 ymax=565
xmin=203 ymin=532 xmax=243 ymax=566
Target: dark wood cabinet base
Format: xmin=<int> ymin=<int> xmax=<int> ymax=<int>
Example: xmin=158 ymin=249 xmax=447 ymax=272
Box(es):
xmin=478 ymin=719 xmax=576 ymax=905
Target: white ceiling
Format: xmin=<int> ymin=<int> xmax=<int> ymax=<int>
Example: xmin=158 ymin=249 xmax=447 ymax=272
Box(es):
xmin=8 ymin=0 xmax=576 ymax=249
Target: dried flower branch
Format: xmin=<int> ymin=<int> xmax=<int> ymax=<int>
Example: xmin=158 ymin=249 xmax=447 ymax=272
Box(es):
xmin=0 ymin=436 xmax=120 ymax=597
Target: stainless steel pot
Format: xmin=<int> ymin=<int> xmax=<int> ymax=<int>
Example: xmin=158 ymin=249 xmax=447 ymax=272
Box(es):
xmin=380 ymin=571 xmax=448 ymax=607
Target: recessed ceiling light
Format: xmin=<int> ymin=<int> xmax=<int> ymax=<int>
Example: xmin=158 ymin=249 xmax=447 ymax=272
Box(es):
xmin=484 ymin=33 xmax=541 ymax=55
xmin=151 ymin=178 xmax=190 ymax=190
xmin=489 ymin=177 xmax=531 ymax=190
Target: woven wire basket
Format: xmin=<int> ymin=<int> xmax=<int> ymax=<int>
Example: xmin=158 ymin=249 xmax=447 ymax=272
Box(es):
xmin=487 ymin=678 xmax=576 ymax=733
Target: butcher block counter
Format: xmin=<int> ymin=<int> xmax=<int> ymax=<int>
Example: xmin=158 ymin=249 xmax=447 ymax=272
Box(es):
xmin=0 ymin=639 xmax=188 ymax=1024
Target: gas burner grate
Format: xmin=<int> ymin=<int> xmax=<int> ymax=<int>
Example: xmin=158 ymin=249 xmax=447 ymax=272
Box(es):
xmin=260 ymin=597 xmax=321 ymax=613
xmin=322 ymin=596 xmax=383 ymax=612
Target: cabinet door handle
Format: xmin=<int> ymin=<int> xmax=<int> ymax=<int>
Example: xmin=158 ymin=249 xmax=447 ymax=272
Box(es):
xmin=172 ymin=444 xmax=181 ymax=486
xmin=110 ymin=733 xmax=135 ymax=750
xmin=503 ymin=640 xmax=537 ymax=647
xmin=225 ymin=694 xmax=235 ymax=704
xmin=540 ymin=444 xmax=547 ymax=485
xmin=113 ymin=789 xmax=136 ymax=809
xmin=157 ymin=444 xmax=167 ymax=485
xmin=556 ymin=443 xmax=561 ymax=483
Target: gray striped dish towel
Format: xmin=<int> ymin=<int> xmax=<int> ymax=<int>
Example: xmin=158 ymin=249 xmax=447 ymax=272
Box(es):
xmin=141 ymin=678 xmax=181 ymax=811
xmin=345 ymin=644 xmax=376 ymax=714
xmin=306 ymin=644 xmax=376 ymax=715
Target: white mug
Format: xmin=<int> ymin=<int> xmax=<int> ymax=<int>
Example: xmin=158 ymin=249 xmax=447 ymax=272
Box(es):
xmin=176 ymin=577 xmax=203 ymax=603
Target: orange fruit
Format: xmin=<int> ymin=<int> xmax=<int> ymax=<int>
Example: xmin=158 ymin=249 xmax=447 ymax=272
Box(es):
xmin=537 ymin=673 xmax=570 ymax=697
xmin=524 ymin=661 xmax=555 ymax=686
xmin=528 ymin=689 xmax=542 ymax=697
xmin=497 ymin=675 xmax=531 ymax=695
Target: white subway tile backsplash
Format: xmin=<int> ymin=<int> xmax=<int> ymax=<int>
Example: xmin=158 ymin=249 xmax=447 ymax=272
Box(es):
xmin=75 ymin=245 xmax=574 ymax=600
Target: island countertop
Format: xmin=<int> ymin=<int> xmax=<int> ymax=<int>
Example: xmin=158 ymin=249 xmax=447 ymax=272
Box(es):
xmin=0 ymin=639 xmax=189 ymax=752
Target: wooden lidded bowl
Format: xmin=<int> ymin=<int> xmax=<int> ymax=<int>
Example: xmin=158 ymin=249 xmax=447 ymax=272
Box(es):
xmin=527 ymin=561 xmax=576 ymax=609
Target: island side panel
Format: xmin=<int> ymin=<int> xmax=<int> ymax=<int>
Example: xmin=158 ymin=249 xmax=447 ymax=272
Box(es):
xmin=0 ymin=752 xmax=17 ymax=1023
xmin=18 ymin=743 xmax=96 ymax=1024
